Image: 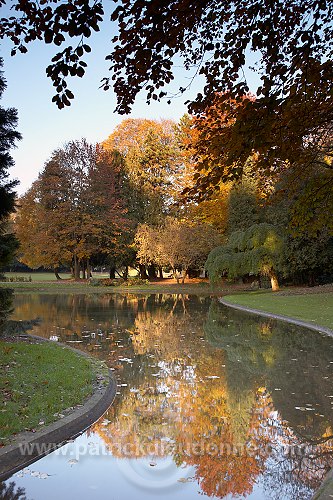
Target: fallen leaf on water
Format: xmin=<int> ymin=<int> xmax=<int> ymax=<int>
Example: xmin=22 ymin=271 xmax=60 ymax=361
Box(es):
xmin=68 ymin=459 xmax=78 ymax=466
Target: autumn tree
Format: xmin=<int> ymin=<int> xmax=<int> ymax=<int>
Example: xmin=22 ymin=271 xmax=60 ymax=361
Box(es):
xmin=136 ymin=218 xmax=222 ymax=283
xmin=2 ymin=1 xmax=332 ymax=223
xmin=103 ymin=118 xmax=181 ymax=225
xmin=3 ymin=1 xmax=332 ymax=237
xmin=103 ymin=118 xmax=183 ymax=278
xmin=15 ymin=182 xmax=71 ymax=277
xmin=0 ymin=58 xmax=21 ymax=269
xmin=15 ymin=142 xmax=130 ymax=278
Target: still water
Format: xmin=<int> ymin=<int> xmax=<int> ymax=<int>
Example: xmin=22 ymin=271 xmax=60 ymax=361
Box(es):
xmin=2 ymin=293 xmax=333 ymax=499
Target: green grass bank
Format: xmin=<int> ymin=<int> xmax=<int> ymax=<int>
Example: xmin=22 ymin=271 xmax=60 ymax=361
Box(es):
xmin=225 ymin=291 xmax=333 ymax=330
xmin=0 ymin=340 xmax=107 ymax=445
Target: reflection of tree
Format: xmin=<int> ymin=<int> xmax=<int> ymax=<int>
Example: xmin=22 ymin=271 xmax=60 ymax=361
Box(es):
xmin=175 ymin=381 xmax=267 ymax=498
xmin=131 ymin=294 xmax=208 ymax=358
xmin=10 ymin=292 xmax=333 ymax=498
xmin=0 ymin=288 xmax=39 ymax=337
xmin=0 ymin=288 xmax=13 ymax=332
xmin=0 ymin=481 xmax=27 ymax=500
xmin=94 ymin=295 xmax=270 ymax=498
xmin=205 ymin=299 xmax=333 ymax=495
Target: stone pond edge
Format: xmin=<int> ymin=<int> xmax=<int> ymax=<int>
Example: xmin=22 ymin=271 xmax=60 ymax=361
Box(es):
xmin=219 ymin=296 xmax=333 ymax=500
xmin=0 ymin=334 xmax=117 ymax=481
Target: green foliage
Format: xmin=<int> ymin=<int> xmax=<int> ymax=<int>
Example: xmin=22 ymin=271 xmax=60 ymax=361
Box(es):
xmin=227 ymin=179 xmax=262 ymax=234
xmin=282 ymin=233 xmax=333 ymax=285
xmin=0 ymin=233 xmax=19 ymax=268
xmin=206 ymin=223 xmax=284 ymax=286
xmin=0 ymin=287 xmax=13 ymax=331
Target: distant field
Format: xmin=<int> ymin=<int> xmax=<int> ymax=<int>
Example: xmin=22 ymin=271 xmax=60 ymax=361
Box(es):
xmin=3 ymin=272 xmax=73 ymax=282
xmin=3 ymin=269 xmax=139 ymax=282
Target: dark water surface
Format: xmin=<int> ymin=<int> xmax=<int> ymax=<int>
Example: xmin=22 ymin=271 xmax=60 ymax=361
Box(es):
xmin=3 ymin=293 xmax=333 ymax=499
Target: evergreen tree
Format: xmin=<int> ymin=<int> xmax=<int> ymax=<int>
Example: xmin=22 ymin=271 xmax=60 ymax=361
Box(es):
xmin=0 ymin=58 xmax=21 ymax=268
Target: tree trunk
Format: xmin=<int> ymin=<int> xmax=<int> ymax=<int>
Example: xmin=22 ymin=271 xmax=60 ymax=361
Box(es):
xmin=148 ymin=264 xmax=157 ymax=280
xmin=139 ymin=264 xmax=148 ymax=280
xmin=173 ymin=269 xmax=180 ymax=284
xmin=308 ymin=272 xmax=315 ymax=287
xmin=269 ymin=271 xmax=279 ymax=291
xmin=181 ymin=269 xmax=188 ymax=284
xmin=86 ymin=259 xmax=92 ymax=279
xmin=82 ymin=262 xmax=86 ymax=280
xmin=158 ymin=266 xmax=163 ymax=279
xmin=54 ymin=267 xmax=62 ymax=280
xmin=109 ymin=266 xmax=116 ymax=279
xmin=73 ymin=255 xmax=80 ymax=280
xmin=122 ymin=265 xmax=128 ymax=281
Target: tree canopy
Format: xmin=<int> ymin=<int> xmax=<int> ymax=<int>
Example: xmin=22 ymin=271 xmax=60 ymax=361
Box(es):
xmin=15 ymin=140 xmax=130 ymax=278
xmin=2 ymin=0 xmax=332 ymax=215
xmin=205 ymin=223 xmax=284 ymax=290
xmin=135 ymin=218 xmax=222 ymax=282
xmin=103 ymin=118 xmax=181 ymax=226
xmin=1 ymin=0 xmax=332 ymax=115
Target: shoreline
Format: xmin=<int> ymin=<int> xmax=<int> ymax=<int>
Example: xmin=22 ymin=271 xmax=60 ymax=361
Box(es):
xmin=219 ymin=296 xmax=333 ymax=337
xmin=0 ymin=335 xmax=117 ymax=481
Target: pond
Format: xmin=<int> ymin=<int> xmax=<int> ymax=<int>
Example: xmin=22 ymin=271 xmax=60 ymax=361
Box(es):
xmin=2 ymin=292 xmax=333 ymax=499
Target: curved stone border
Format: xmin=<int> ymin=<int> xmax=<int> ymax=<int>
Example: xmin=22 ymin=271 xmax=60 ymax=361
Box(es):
xmin=219 ymin=296 xmax=333 ymax=499
xmin=219 ymin=297 xmax=333 ymax=337
xmin=0 ymin=335 xmax=117 ymax=481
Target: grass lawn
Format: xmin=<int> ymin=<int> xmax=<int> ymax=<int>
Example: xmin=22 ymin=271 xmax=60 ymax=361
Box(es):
xmin=4 ymin=272 xmax=73 ymax=281
xmin=225 ymin=291 xmax=333 ymax=330
xmin=0 ymin=279 xmax=216 ymax=295
xmin=0 ymin=341 xmax=107 ymax=445
xmin=3 ymin=270 xmax=139 ymax=282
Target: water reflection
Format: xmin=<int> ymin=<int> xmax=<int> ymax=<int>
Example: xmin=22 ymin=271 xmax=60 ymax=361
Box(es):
xmin=0 ymin=288 xmax=39 ymax=337
xmin=6 ymin=293 xmax=333 ymax=499
xmin=0 ymin=288 xmax=14 ymax=333
xmin=0 ymin=480 xmax=28 ymax=500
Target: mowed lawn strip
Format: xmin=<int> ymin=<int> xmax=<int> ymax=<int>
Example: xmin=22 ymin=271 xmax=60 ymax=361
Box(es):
xmin=0 ymin=341 xmax=99 ymax=444
xmin=225 ymin=291 xmax=333 ymax=330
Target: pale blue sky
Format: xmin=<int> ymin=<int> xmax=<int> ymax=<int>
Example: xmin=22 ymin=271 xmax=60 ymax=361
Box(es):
xmin=1 ymin=8 xmax=260 ymax=196
xmin=1 ymin=3 xmax=207 ymax=195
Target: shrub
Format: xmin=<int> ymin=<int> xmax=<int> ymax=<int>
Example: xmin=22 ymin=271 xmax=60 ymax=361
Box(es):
xmin=0 ymin=276 xmax=32 ymax=283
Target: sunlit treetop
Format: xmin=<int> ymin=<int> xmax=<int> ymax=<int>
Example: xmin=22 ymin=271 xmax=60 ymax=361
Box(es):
xmin=1 ymin=0 xmax=332 ymax=112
